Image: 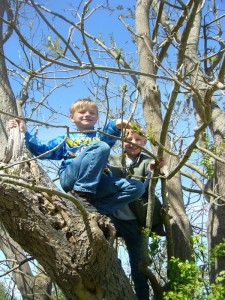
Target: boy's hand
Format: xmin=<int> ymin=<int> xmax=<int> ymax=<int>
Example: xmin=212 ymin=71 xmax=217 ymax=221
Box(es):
xmin=7 ymin=118 xmax=26 ymax=132
xmin=149 ymin=158 xmax=165 ymax=170
xmin=115 ymin=119 xmax=129 ymax=130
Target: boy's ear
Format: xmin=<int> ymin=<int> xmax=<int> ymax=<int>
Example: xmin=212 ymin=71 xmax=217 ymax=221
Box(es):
xmin=69 ymin=113 xmax=74 ymax=121
xmin=142 ymin=138 xmax=147 ymax=146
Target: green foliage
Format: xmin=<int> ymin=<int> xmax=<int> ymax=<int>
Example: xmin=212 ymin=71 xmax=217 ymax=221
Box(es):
xmin=146 ymin=126 xmax=156 ymax=145
xmin=46 ymin=37 xmax=63 ymax=56
xmin=141 ymin=226 xmax=151 ymax=237
xmin=209 ymin=271 xmax=225 ymax=300
xmin=149 ymin=231 xmax=162 ymax=257
xmin=200 ymin=133 xmax=225 ymax=170
xmin=221 ymin=138 xmax=225 ymax=148
xmin=210 ymin=238 xmax=225 ymax=261
xmin=28 ymin=69 xmax=36 ymax=76
xmin=165 ymin=257 xmax=203 ymax=299
xmin=130 ymin=121 xmax=144 ymax=136
xmin=199 ymin=133 xmax=216 ymax=178
xmin=122 ymin=83 xmax=127 ymax=93
xmin=200 ymin=154 xmax=214 ymax=178
xmin=163 ymin=236 xmax=225 ymax=299
xmin=191 ymin=234 xmax=208 ymax=261
xmin=0 ymin=282 xmax=13 ymax=300
xmin=116 ymin=49 xmax=122 ymax=60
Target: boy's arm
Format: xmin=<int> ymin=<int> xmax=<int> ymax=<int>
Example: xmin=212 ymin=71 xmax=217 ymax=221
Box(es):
xmin=99 ymin=120 xmax=122 ymax=147
xmin=24 ymin=132 xmax=65 ymax=160
xmin=99 ymin=119 xmax=130 ymax=147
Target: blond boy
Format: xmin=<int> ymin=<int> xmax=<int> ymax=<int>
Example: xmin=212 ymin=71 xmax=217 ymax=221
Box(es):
xmin=8 ymin=99 xmax=145 ymax=214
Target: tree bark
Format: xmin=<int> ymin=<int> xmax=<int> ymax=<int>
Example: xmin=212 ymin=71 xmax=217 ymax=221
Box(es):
xmin=0 ymin=0 xmax=17 ymax=161
xmin=0 ymin=224 xmax=52 ymax=300
xmin=0 ymin=181 xmax=137 ymax=300
xmin=207 ymin=103 xmax=225 ymax=283
xmin=136 ymin=0 xmax=193 ymax=261
xmin=184 ymin=2 xmax=225 ymax=283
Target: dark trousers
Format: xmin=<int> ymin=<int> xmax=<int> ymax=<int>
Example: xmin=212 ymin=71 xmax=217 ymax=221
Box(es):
xmin=110 ymin=216 xmax=149 ymax=300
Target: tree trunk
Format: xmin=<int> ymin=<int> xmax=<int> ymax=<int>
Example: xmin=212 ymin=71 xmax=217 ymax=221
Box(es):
xmin=136 ymin=0 xmax=193 ymax=261
xmin=0 ymin=224 xmax=51 ymax=300
xmin=184 ymin=2 xmax=225 ymax=283
xmin=0 ymin=182 xmax=137 ymax=300
xmin=0 ymin=0 xmax=17 ymax=161
xmin=207 ymin=103 xmax=225 ymax=283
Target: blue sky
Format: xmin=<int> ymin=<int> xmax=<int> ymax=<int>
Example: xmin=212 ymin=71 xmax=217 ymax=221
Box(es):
xmin=5 ymin=1 xmax=139 ymax=125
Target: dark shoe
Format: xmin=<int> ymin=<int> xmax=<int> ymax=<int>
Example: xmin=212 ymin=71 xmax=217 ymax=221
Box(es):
xmin=152 ymin=223 xmax=166 ymax=237
xmin=72 ymin=190 xmax=97 ymax=213
xmin=74 ymin=191 xmax=93 ymax=200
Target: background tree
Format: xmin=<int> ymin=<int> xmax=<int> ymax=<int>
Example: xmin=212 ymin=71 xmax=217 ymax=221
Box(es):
xmin=0 ymin=0 xmax=225 ymax=299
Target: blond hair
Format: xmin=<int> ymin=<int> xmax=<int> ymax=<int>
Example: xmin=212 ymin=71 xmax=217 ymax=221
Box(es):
xmin=69 ymin=98 xmax=98 ymax=115
xmin=125 ymin=127 xmax=146 ymax=139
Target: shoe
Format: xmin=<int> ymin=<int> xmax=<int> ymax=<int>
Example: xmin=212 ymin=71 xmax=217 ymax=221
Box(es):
xmin=74 ymin=191 xmax=93 ymax=201
xmin=151 ymin=223 xmax=166 ymax=237
xmin=72 ymin=190 xmax=97 ymax=213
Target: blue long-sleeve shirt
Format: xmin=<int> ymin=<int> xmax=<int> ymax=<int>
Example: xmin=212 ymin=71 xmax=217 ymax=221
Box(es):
xmin=24 ymin=119 xmax=121 ymax=174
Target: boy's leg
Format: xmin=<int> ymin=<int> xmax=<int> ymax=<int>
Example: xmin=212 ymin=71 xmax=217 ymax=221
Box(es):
xmin=152 ymin=195 xmax=165 ymax=236
xmin=60 ymin=141 xmax=110 ymax=193
xmin=110 ymin=217 xmax=149 ymax=300
xmin=91 ymin=176 xmax=145 ymax=214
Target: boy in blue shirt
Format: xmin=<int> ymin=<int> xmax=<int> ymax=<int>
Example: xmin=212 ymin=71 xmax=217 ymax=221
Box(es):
xmin=8 ymin=98 xmax=145 ymax=215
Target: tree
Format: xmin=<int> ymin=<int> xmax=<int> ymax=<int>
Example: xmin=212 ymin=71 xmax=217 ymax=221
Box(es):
xmin=0 ymin=0 xmax=225 ymax=299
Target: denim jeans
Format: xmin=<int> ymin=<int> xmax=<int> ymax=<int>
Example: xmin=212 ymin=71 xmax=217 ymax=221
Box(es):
xmin=110 ymin=216 xmax=150 ymax=300
xmin=60 ymin=141 xmax=145 ymax=214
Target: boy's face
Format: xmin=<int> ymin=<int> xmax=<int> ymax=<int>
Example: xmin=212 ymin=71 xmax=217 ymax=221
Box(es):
xmin=70 ymin=105 xmax=98 ymax=130
xmin=124 ymin=130 xmax=147 ymax=158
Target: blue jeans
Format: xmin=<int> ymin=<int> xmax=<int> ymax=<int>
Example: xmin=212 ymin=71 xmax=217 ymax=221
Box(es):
xmin=110 ymin=217 xmax=149 ymax=300
xmin=60 ymin=141 xmax=145 ymax=214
